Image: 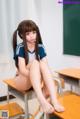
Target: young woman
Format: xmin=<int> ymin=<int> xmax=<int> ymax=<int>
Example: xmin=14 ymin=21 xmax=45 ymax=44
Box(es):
xmin=13 ymin=20 xmax=64 ymax=114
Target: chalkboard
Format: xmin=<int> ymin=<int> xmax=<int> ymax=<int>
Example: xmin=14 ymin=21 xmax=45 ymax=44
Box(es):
xmin=63 ymin=4 xmax=80 ymax=56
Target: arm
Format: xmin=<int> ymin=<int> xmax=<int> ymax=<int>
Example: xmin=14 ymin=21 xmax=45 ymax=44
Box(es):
xmin=40 ymin=56 xmax=54 ymax=77
xmin=40 ymin=56 xmax=49 ymax=67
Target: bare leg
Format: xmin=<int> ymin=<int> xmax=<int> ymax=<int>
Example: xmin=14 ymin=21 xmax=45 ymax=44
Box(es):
xmin=42 ymin=81 xmax=50 ymax=99
xmin=40 ymin=60 xmax=64 ymax=112
xmin=14 ymin=62 xmax=34 ymax=91
xmin=14 ymin=72 xmax=32 ymax=91
xmin=29 ymin=59 xmax=54 ymax=113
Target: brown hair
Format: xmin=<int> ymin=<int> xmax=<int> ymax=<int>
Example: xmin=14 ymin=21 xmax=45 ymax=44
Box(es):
xmin=13 ymin=20 xmax=43 ymax=68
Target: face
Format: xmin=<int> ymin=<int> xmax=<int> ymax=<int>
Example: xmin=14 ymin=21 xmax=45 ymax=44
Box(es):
xmin=26 ymin=31 xmax=37 ymax=43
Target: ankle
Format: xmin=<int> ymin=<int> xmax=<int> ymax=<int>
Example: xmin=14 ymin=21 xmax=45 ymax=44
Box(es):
xmin=51 ymin=98 xmax=58 ymax=105
xmin=40 ymin=98 xmax=49 ymax=106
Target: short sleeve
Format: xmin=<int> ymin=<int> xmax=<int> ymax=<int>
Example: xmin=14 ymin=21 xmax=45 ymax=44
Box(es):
xmin=14 ymin=44 xmax=25 ymax=60
xmin=38 ymin=44 xmax=47 ymax=59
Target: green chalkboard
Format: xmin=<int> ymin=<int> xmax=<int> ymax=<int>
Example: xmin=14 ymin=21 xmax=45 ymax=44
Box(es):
xmin=63 ymin=4 xmax=80 ymax=56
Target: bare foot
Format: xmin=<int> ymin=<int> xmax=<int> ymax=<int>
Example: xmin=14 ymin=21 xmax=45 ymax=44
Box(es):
xmin=52 ymin=101 xmax=65 ymax=112
xmin=40 ymin=100 xmax=54 ymax=114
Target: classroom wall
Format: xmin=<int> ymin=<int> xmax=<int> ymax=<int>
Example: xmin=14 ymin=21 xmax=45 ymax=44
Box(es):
xmin=42 ymin=0 xmax=80 ymax=70
xmin=0 ymin=0 xmax=80 ymax=96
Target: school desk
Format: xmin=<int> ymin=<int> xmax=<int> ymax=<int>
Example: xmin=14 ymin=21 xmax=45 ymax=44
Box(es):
xmin=57 ymin=68 xmax=80 ymax=95
xmin=49 ymin=91 xmax=80 ymax=119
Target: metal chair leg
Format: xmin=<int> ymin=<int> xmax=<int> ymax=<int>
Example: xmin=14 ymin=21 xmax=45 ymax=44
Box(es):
xmin=43 ymin=113 xmax=49 ymax=119
xmin=7 ymin=86 xmax=9 ymax=104
xmin=24 ymin=93 xmax=29 ymax=119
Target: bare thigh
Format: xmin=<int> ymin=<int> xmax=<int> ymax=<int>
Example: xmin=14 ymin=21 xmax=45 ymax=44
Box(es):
xmin=14 ymin=62 xmax=32 ymax=91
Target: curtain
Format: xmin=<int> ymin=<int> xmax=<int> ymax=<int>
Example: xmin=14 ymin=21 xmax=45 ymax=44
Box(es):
xmin=0 ymin=0 xmax=42 ymax=63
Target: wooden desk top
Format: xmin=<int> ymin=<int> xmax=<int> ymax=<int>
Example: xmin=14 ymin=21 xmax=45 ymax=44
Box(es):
xmin=52 ymin=92 xmax=80 ymax=119
xmin=3 ymin=79 xmax=33 ymax=94
xmin=0 ymin=102 xmax=24 ymax=117
xmin=57 ymin=68 xmax=80 ymax=80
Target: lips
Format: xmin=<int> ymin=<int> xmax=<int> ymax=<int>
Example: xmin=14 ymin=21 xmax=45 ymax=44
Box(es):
xmin=30 ymin=39 xmax=36 ymax=42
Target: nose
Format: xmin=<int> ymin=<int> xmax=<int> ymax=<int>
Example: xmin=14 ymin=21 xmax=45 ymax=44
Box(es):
xmin=30 ymin=32 xmax=34 ymax=38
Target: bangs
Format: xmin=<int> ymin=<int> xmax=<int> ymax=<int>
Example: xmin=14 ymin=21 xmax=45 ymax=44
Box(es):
xmin=25 ymin=23 xmax=37 ymax=32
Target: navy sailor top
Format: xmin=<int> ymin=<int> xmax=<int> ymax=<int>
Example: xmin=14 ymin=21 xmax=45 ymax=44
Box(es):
xmin=14 ymin=43 xmax=47 ymax=63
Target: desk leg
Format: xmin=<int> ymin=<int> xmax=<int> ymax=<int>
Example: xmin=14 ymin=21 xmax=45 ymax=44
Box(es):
xmin=24 ymin=93 xmax=29 ymax=119
xmin=7 ymin=85 xmax=9 ymax=104
xmin=43 ymin=114 xmax=49 ymax=119
xmin=79 ymin=80 xmax=80 ymax=87
xmin=70 ymin=80 xmax=73 ymax=93
xmin=78 ymin=80 xmax=80 ymax=95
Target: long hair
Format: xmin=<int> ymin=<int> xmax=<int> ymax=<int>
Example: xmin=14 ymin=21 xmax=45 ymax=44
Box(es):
xmin=13 ymin=20 xmax=43 ymax=68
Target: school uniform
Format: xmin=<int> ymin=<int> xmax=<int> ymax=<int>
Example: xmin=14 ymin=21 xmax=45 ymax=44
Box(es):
xmin=14 ymin=42 xmax=47 ymax=63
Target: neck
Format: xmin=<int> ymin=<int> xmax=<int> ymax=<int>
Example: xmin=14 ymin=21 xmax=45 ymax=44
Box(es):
xmin=27 ymin=42 xmax=35 ymax=50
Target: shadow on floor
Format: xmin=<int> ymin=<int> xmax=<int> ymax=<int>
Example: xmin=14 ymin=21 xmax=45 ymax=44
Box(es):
xmin=49 ymin=114 xmax=63 ymax=119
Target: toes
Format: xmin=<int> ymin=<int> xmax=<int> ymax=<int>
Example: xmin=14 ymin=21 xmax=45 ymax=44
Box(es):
xmin=54 ymin=106 xmax=65 ymax=112
xmin=48 ymin=105 xmax=54 ymax=114
xmin=53 ymin=103 xmax=65 ymax=112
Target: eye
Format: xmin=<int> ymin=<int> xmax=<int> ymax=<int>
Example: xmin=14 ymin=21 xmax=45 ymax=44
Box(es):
xmin=26 ymin=32 xmax=30 ymax=35
xmin=33 ymin=31 xmax=36 ymax=34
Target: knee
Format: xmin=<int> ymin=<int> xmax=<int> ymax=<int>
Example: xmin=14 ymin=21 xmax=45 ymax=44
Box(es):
xmin=31 ymin=59 xmax=40 ymax=66
xmin=39 ymin=60 xmax=45 ymax=67
xmin=39 ymin=60 xmax=47 ymax=70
